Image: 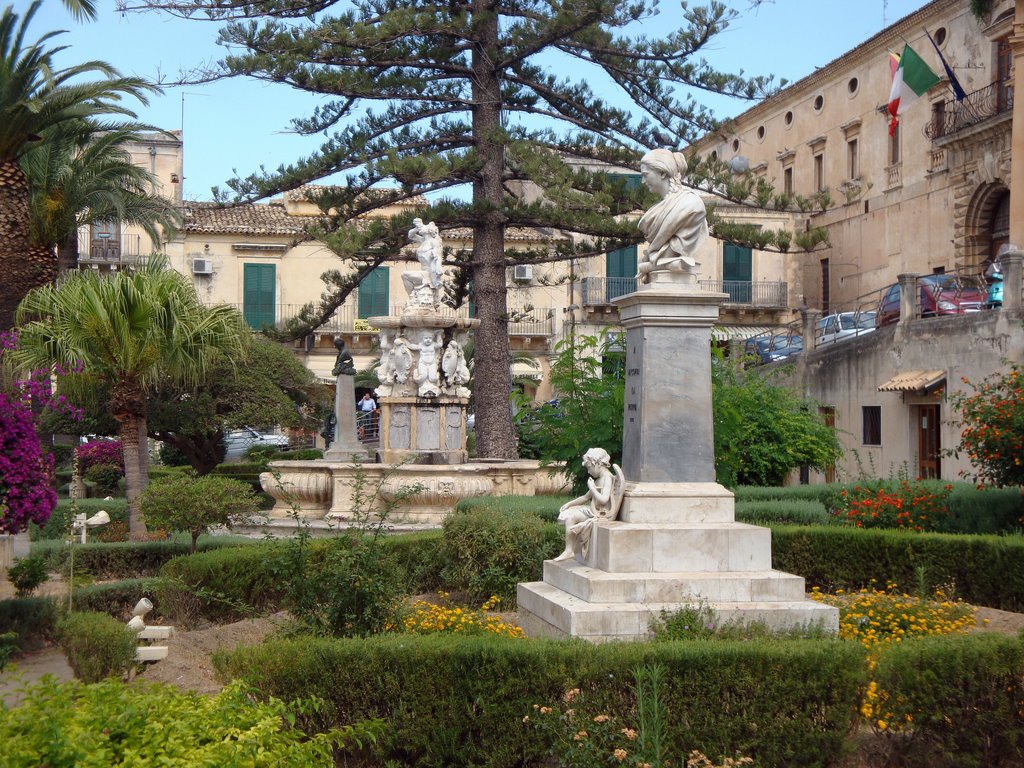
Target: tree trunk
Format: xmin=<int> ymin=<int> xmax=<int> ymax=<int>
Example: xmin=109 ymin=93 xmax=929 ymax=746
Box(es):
xmin=0 ymin=160 xmax=43 ymax=330
xmin=137 ymin=415 xmax=150 ymax=492
xmin=57 ymin=230 xmax=79 ymax=274
xmin=470 ymin=1 xmax=518 ymax=459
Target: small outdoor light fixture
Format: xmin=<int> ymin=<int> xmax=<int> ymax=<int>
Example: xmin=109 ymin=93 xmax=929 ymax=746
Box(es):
xmin=72 ymin=510 xmax=110 ymax=544
xmin=133 ymin=598 xmax=154 ymax=618
xmin=127 ymin=616 xmax=146 ymax=633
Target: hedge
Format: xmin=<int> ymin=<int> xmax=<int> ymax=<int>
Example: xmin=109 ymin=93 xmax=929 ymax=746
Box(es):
xmin=214 ymin=634 xmax=865 ymax=768
xmin=455 ymin=494 xmax=569 ymax=523
xmin=872 ymin=634 xmax=1024 ymax=767
xmin=735 ymin=499 xmax=831 ymax=526
xmin=771 ymin=525 xmax=1024 ymax=610
xmin=57 ymin=611 xmax=137 ymax=683
xmin=0 ymin=597 xmax=61 ymax=653
xmin=71 ymin=578 xmax=163 ymax=621
xmin=33 ymin=536 xmax=256 ymax=580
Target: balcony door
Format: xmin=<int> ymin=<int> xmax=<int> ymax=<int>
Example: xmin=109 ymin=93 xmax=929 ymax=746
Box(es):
xmin=723 ymin=244 xmax=752 ymax=303
xmin=243 ymin=263 xmax=276 ymax=330
xmin=358 ymin=266 xmax=390 ymax=318
xmin=90 ymin=221 xmax=121 ymax=261
xmin=606 ymin=245 xmax=637 ymax=302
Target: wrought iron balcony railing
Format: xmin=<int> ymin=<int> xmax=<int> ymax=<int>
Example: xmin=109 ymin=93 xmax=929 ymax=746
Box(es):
xmin=77 ymin=233 xmax=143 ymax=264
xmin=925 ymin=80 xmax=1013 ymax=140
xmin=579 ymin=276 xmax=788 ymax=308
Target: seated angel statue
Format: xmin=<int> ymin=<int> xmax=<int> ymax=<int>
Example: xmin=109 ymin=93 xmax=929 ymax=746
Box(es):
xmin=555 ymin=447 xmax=625 ymax=563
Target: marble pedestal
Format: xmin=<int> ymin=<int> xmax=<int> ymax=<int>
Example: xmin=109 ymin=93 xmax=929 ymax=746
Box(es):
xmin=324 ymin=373 xmax=371 ymax=462
xmin=518 ymin=284 xmax=837 ymax=641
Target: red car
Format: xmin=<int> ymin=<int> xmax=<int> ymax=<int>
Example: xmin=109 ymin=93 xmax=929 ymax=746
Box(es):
xmin=876 ymin=275 xmax=986 ymax=326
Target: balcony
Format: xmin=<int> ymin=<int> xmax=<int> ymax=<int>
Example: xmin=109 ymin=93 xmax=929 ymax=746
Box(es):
xmin=925 ymin=80 xmax=1013 ymax=141
xmin=77 ymin=233 xmax=144 ymax=265
xmin=579 ymin=277 xmax=788 ymax=308
xmin=218 ymin=300 xmax=555 ymax=337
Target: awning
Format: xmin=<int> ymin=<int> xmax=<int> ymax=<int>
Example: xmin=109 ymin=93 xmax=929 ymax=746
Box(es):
xmin=877 ymin=370 xmax=946 ymax=393
xmin=512 ymin=361 xmax=543 ymax=381
xmin=712 ymin=325 xmax=778 ymax=341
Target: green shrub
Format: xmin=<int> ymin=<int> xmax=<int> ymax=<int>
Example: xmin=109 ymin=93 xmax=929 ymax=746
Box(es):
xmin=72 ymin=578 xmax=163 ymax=620
xmin=215 ymin=634 xmax=865 ymax=768
xmin=771 ymin=525 xmax=1024 ymax=610
xmin=82 ymin=462 xmax=123 ymax=496
xmin=35 ymin=537 xmax=255 ymax=580
xmin=57 ymin=611 xmax=137 ymax=683
xmin=277 ymin=448 xmax=324 ymax=460
xmin=30 ymin=498 xmax=129 ymax=541
xmin=439 ymin=506 xmax=560 ymax=604
xmin=733 ymin=484 xmax=838 ymax=505
xmin=873 ymin=634 xmax=1024 ymax=767
xmin=158 ymin=543 xmax=286 ymax=627
xmin=48 ymin=444 xmax=74 ymax=469
xmin=6 ymin=555 xmax=49 ymax=597
xmin=941 ymin=485 xmax=1024 ymax=534
xmin=0 ymin=596 xmax=61 ymax=652
xmin=141 ymin=473 xmax=260 ymax=553
xmin=0 ymin=679 xmax=377 ymax=766
xmin=456 ymin=494 xmax=569 ymax=523
xmin=209 ymin=462 xmax=264 ymax=493
xmin=0 ymin=631 xmax=17 ymax=671
xmin=734 ymin=499 xmax=830 ymax=526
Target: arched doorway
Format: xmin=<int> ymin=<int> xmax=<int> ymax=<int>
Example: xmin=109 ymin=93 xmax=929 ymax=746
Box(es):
xmin=962 ymin=183 xmax=1010 ymax=273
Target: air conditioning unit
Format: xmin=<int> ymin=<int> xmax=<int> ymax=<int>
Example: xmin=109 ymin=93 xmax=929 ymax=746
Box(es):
xmin=191 ymin=257 xmax=213 ymax=275
xmin=512 ymin=264 xmax=533 ymax=282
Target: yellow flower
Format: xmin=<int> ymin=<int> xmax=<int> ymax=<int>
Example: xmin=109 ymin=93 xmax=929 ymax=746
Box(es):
xmin=594 ymin=714 xmax=611 ymax=723
xmin=613 ymin=748 xmax=628 ymax=761
xmin=620 ymin=728 xmax=637 ymax=740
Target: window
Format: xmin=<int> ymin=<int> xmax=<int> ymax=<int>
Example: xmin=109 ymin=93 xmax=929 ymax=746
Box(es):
xmin=847 ymin=138 xmax=859 ymax=179
xmin=783 ymin=166 xmax=793 ymax=194
xmin=813 ymin=153 xmax=824 ymax=191
xmin=608 ymin=173 xmax=642 ymax=191
xmin=89 ymin=221 xmax=121 ymax=261
xmin=998 ymin=38 xmax=1013 ymax=112
xmin=756 ymin=125 xmax=766 ymax=140
xmin=889 ymin=122 xmax=900 ymax=165
xmin=813 ymin=94 xmax=824 ymax=111
xmin=606 ymin=245 xmax=637 ymax=301
xmin=243 ymin=263 xmax=276 ymax=330
xmin=784 ymin=110 xmax=793 ymax=126
xmin=862 ymin=406 xmax=882 ymax=445
xmin=358 ymin=266 xmax=389 ymax=318
xmin=847 ymin=77 xmax=859 ymax=94
xmin=722 ymin=243 xmax=752 ymax=303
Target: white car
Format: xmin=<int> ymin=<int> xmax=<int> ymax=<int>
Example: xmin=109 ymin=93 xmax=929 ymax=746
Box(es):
xmin=816 ymin=311 xmax=877 ymax=346
xmin=223 ymin=427 xmax=289 ymax=460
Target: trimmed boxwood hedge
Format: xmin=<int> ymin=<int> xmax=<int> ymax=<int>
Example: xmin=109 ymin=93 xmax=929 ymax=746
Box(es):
xmin=34 ymin=537 xmax=257 ymax=580
xmin=214 ymin=634 xmax=866 ymax=768
xmin=0 ymin=597 xmax=61 ymax=653
xmin=735 ymin=499 xmax=830 ymax=526
xmin=771 ymin=525 xmax=1024 ymax=610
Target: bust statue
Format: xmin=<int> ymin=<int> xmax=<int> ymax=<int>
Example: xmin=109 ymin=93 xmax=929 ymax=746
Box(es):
xmin=331 ymin=336 xmax=356 ymax=377
xmin=636 ymin=148 xmax=708 ymax=285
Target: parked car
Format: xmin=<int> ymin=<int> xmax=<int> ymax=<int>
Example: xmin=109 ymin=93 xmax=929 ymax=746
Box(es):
xmin=223 ymin=427 xmax=289 ymax=460
xmin=743 ymin=334 xmax=790 ymax=364
xmin=985 ymin=259 xmax=1003 ymax=308
xmin=816 ymin=311 xmax=877 ymax=345
xmin=766 ymin=335 xmax=803 ymax=362
xmin=877 ymin=274 xmax=986 ymax=326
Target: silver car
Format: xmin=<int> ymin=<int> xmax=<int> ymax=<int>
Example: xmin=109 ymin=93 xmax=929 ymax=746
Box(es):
xmin=816 ymin=311 xmax=877 ymax=346
xmin=223 ymin=427 xmax=289 ymax=460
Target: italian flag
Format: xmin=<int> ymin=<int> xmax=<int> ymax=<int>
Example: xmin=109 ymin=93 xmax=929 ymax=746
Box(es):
xmin=888 ymin=44 xmax=940 ymax=136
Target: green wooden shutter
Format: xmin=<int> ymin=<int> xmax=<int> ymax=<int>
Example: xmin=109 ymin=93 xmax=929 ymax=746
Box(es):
xmin=605 ymin=245 xmax=637 ymax=301
xmin=358 ymin=267 xmax=390 ymax=318
xmin=243 ymin=264 xmax=276 ymax=329
xmin=722 ymin=244 xmax=752 ymax=303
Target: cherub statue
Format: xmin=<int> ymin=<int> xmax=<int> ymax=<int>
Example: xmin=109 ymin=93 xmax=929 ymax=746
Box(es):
xmin=554 ymin=447 xmax=625 ymax=563
xmin=636 ymin=148 xmax=708 ymax=285
xmin=402 ymin=218 xmax=444 ymax=308
xmin=410 ymin=330 xmax=441 ymax=397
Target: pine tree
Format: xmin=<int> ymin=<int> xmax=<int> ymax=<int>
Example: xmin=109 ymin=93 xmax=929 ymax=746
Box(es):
xmin=135 ymin=0 xmax=777 ymax=458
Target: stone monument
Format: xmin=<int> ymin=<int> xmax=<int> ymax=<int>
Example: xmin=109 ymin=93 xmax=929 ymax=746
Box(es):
xmin=323 ymin=336 xmax=370 ymax=461
xmin=370 ymin=218 xmax=478 ymax=464
xmin=518 ymin=149 xmax=838 ymax=640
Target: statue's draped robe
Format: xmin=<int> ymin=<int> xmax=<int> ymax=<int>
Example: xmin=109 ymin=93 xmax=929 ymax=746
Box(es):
xmin=637 ymin=188 xmax=709 ymax=272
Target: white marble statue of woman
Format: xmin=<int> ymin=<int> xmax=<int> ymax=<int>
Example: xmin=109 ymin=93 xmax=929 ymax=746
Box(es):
xmin=402 ymin=218 xmax=444 ymax=308
xmin=410 ymin=330 xmax=441 ymax=397
xmin=636 ymin=148 xmax=708 ymax=285
xmin=555 ymin=447 xmax=625 ymax=563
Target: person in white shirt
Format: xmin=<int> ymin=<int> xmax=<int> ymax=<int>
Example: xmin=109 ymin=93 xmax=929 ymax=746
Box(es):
xmin=359 ymin=393 xmax=377 ymax=412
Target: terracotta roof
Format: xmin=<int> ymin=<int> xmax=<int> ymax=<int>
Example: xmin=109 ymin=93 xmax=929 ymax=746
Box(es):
xmin=183 ymin=201 xmax=314 ymax=236
xmin=445 ymin=226 xmax=568 ymax=243
xmin=877 ymin=370 xmax=946 ymax=393
xmin=283 ymin=185 xmax=428 ymax=207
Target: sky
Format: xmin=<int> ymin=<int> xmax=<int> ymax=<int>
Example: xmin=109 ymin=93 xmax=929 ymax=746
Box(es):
xmin=24 ymin=0 xmax=933 ymax=201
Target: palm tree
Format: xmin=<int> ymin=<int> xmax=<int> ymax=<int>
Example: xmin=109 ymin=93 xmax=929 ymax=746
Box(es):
xmin=14 ymin=258 xmax=249 ymax=538
xmin=0 ymin=0 xmax=156 ymax=329
xmin=23 ymin=121 xmax=183 ymax=272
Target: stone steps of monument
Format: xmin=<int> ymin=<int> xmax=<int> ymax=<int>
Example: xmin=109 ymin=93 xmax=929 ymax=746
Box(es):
xmin=590 ymin=521 xmax=772 ymax=573
xmin=516 ymin=580 xmax=838 ymax=641
xmin=542 ymin=561 xmax=806 ymax=604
